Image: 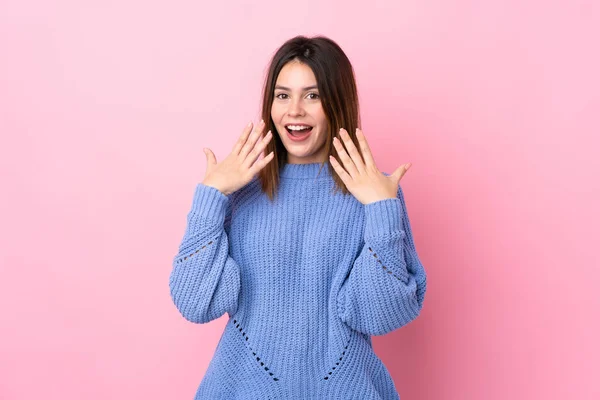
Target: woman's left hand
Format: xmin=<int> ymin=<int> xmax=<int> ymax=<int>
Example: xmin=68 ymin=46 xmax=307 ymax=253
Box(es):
xmin=330 ymin=127 xmax=411 ymax=205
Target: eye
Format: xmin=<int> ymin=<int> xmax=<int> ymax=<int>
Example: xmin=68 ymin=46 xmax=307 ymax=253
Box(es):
xmin=307 ymin=92 xmax=320 ymax=100
xmin=275 ymin=93 xmax=288 ymax=99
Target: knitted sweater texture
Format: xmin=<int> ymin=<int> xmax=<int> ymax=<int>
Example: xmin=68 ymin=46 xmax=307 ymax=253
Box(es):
xmin=169 ymin=162 xmax=427 ymax=399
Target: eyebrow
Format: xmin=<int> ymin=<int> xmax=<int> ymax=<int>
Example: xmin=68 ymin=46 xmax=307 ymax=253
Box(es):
xmin=274 ymin=85 xmax=319 ymax=91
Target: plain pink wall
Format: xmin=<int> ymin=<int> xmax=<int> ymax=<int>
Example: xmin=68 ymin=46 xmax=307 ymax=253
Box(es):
xmin=1 ymin=0 xmax=598 ymax=399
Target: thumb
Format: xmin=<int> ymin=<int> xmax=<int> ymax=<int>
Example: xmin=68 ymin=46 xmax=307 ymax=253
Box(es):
xmin=391 ymin=163 xmax=410 ymax=182
xmin=203 ymin=148 xmax=217 ymax=165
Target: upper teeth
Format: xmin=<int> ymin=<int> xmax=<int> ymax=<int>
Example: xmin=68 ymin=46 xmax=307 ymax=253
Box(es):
xmin=287 ymin=125 xmax=310 ymax=131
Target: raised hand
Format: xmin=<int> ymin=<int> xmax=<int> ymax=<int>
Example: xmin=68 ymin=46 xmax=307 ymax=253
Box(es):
xmin=202 ymin=119 xmax=274 ymax=196
xmin=329 ymin=127 xmax=412 ymax=205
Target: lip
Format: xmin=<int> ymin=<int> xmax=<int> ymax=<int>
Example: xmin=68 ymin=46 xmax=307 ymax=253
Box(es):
xmin=286 ymin=126 xmax=313 ymax=142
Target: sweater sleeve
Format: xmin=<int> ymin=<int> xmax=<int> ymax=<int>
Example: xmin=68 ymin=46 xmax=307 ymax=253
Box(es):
xmin=169 ymin=183 xmax=241 ymax=324
xmin=336 ymin=182 xmax=427 ymax=336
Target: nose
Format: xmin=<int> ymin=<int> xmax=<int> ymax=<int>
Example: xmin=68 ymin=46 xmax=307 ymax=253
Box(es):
xmin=287 ymin=97 xmax=305 ymax=117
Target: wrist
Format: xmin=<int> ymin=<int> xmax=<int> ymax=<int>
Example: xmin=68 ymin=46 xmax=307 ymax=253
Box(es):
xmin=201 ymin=180 xmax=228 ymax=196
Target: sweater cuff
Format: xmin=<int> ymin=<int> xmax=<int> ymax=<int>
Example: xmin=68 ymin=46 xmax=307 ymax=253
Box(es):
xmin=188 ymin=183 xmax=229 ymax=228
xmin=364 ymin=198 xmax=404 ymax=240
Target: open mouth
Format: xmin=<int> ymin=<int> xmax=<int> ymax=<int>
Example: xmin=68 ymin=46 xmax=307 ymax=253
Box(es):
xmin=285 ymin=125 xmax=313 ymax=136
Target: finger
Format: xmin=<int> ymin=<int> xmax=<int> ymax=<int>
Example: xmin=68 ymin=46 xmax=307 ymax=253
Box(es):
xmin=333 ymin=129 xmax=359 ymax=178
xmin=329 ymin=155 xmax=352 ymax=186
xmin=204 ymin=148 xmax=216 ymax=164
xmin=233 ymin=121 xmax=254 ymax=155
xmin=203 ymin=148 xmax=216 ymax=177
xmin=243 ymin=130 xmax=272 ymax=170
xmin=339 ymin=128 xmax=365 ymax=174
xmin=250 ymin=151 xmax=275 ymax=175
xmin=355 ymin=128 xmax=377 ymax=170
xmin=393 ymin=163 xmax=411 ymax=181
xmin=240 ymin=119 xmax=266 ymax=161
xmin=400 ymin=163 xmax=411 ymax=179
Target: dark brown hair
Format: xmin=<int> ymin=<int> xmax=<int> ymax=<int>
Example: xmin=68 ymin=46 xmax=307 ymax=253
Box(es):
xmin=257 ymin=35 xmax=362 ymax=202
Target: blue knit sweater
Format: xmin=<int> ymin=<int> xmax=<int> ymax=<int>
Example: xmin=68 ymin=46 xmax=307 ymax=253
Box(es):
xmin=169 ymin=162 xmax=427 ymax=399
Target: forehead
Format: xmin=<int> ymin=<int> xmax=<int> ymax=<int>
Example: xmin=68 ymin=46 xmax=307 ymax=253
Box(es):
xmin=275 ymin=62 xmax=317 ymax=86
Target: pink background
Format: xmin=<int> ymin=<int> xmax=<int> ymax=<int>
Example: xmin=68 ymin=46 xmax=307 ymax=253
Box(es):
xmin=1 ymin=1 xmax=598 ymax=399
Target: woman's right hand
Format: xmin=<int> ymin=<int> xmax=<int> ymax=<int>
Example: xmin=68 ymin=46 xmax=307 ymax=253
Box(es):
xmin=201 ymin=119 xmax=274 ymax=196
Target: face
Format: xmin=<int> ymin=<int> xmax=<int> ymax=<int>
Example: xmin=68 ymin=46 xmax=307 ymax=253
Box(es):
xmin=271 ymin=61 xmax=329 ymax=164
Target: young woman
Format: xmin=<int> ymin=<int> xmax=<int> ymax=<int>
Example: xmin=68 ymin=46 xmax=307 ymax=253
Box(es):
xmin=169 ymin=35 xmax=427 ymax=399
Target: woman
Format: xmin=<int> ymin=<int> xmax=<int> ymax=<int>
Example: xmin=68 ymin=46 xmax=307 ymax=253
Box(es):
xmin=169 ymin=35 xmax=427 ymax=399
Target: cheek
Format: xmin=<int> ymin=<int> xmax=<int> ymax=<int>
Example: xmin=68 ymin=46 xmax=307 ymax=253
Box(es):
xmin=317 ymin=114 xmax=328 ymax=131
xmin=314 ymin=106 xmax=328 ymax=126
xmin=271 ymin=103 xmax=282 ymax=120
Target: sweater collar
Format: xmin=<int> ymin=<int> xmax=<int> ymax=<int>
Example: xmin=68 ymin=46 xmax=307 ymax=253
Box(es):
xmin=279 ymin=162 xmax=333 ymax=180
